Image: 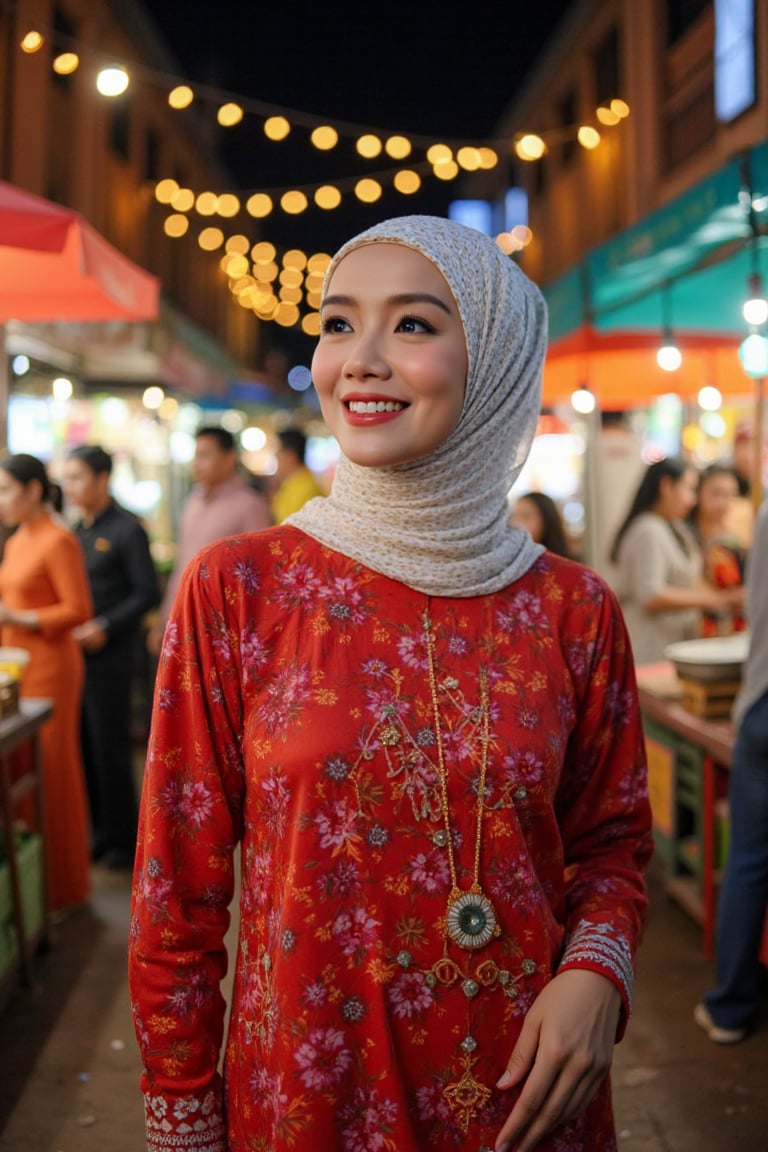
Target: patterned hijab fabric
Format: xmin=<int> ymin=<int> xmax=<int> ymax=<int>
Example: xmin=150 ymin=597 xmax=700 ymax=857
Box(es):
xmin=288 ymin=214 xmax=548 ymax=596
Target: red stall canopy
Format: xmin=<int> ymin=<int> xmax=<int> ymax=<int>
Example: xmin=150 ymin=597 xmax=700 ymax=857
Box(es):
xmin=0 ymin=180 xmax=159 ymax=323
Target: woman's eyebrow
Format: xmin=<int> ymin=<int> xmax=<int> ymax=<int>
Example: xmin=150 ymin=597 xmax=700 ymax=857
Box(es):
xmin=321 ymin=292 xmax=452 ymax=314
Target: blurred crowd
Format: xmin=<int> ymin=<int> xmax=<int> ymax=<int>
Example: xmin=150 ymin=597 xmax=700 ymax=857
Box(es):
xmin=510 ymin=422 xmax=761 ymax=667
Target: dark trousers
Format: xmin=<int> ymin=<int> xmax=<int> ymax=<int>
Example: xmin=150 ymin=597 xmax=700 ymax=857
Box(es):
xmin=704 ymin=690 xmax=768 ymax=1030
xmin=81 ymin=634 xmax=140 ymax=857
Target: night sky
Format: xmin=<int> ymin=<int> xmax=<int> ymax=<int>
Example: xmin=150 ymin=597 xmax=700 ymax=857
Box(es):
xmin=139 ymin=0 xmax=574 ymax=360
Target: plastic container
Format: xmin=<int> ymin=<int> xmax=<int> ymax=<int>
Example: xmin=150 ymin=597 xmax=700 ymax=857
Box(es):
xmin=0 ymin=648 xmax=30 ymax=680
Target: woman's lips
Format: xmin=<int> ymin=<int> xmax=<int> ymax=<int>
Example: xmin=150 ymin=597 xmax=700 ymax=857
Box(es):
xmin=343 ymin=397 xmax=409 ymax=425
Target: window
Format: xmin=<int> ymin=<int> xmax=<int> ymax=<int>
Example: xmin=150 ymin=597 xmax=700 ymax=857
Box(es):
xmin=110 ymin=98 xmax=131 ymax=161
xmin=714 ymin=0 xmax=756 ymax=122
xmin=666 ymin=0 xmax=709 ymax=45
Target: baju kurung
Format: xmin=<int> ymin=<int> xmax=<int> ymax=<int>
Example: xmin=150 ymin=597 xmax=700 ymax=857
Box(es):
xmin=129 ymin=527 xmax=652 ymax=1152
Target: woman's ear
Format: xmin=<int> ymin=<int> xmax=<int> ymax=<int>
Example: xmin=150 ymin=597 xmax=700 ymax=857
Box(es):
xmin=27 ymin=477 xmax=44 ymax=504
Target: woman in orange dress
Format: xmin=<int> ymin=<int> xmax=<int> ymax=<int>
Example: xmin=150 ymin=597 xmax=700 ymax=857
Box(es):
xmin=0 ymin=453 xmax=93 ymax=915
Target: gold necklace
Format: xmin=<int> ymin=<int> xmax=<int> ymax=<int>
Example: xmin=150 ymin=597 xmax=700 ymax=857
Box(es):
xmin=423 ymin=612 xmax=500 ymax=952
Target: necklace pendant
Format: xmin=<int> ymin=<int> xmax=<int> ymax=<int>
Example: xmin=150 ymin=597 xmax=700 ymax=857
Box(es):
xmin=445 ymin=889 xmax=500 ymax=950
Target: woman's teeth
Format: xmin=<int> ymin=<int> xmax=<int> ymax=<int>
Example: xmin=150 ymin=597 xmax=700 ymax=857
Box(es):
xmin=348 ymin=400 xmax=405 ymax=413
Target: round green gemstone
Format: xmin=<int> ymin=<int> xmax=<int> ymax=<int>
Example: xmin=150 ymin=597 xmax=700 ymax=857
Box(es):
xmin=458 ymin=902 xmax=487 ymax=936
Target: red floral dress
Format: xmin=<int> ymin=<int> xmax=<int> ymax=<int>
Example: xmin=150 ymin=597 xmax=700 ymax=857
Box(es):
xmin=699 ymin=536 xmax=746 ymax=637
xmin=128 ymin=527 xmax=652 ymax=1152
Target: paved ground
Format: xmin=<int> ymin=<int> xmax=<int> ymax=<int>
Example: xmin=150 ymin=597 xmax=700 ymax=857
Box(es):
xmin=0 ymin=856 xmax=766 ymax=1151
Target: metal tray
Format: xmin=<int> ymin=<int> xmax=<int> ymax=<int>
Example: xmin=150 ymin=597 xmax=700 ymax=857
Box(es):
xmin=664 ymin=633 xmax=749 ymax=682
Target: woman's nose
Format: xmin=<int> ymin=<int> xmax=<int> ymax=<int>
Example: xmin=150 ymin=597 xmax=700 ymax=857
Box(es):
xmin=343 ymin=343 xmax=391 ymax=380
xmin=342 ymin=335 xmax=391 ymax=380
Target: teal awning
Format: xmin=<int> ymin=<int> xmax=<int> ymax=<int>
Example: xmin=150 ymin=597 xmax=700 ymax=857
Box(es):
xmin=545 ymin=140 xmax=768 ymax=342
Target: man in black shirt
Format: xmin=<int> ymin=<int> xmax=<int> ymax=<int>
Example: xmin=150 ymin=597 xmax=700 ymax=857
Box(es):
xmin=63 ymin=445 xmax=160 ymax=870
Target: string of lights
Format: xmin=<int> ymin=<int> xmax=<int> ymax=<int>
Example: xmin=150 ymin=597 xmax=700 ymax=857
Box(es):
xmin=8 ymin=1 xmax=630 ymax=333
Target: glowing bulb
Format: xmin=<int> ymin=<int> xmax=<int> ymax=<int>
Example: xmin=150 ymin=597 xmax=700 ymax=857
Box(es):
xmin=515 ymin=134 xmax=546 ymax=161
xmin=393 ymin=170 xmax=421 ymax=195
xmin=657 ymin=343 xmax=682 ymax=371
xmin=577 ymin=126 xmax=601 ymax=149
xmin=217 ymin=103 xmax=243 ymax=127
xmin=168 ymin=85 xmax=194 ymax=109
xmin=52 ymin=376 xmax=73 ymax=400
xmin=314 ymin=185 xmax=342 ymax=209
xmin=698 ymin=386 xmax=722 ymax=411
xmin=241 ymin=426 xmax=267 ymax=452
xmin=53 ymin=52 xmax=79 ymax=75
xmin=142 ymin=386 xmax=165 ymax=410
xmin=571 ymin=388 xmax=596 ymax=414
xmin=739 ymin=333 xmax=768 ymax=377
xmin=96 ymin=66 xmax=129 ymax=96
xmin=356 ymin=134 xmax=382 ymax=159
xmin=20 ymin=30 xmax=44 ymax=53
xmin=385 ymin=136 xmax=411 ymax=159
xmin=311 ymin=126 xmax=339 ymax=150
xmin=743 ymin=297 xmax=768 ymax=326
xmin=264 ymin=116 xmax=290 ymax=141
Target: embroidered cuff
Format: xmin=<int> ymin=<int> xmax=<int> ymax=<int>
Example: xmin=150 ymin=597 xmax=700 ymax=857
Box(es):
xmin=558 ymin=918 xmax=635 ymax=1012
xmin=144 ymin=1090 xmax=226 ymax=1152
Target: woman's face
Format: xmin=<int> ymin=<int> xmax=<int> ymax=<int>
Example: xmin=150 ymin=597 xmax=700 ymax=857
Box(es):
xmin=312 ymin=242 xmax=468 ymax=468
xmin=510 ymin=497 xmax=544 ymax=543
xmin=697 ymin=472 xmax=739 ymax=524
xmin=0 ymin=470 xmax=41 ymax=528
xmin=658 ymin=468 xmax=699 ymax=520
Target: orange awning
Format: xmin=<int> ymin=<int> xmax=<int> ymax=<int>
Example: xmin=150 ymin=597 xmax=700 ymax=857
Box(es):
xmin=0 ymin=180 xmax=159 ymax=322
xmin=542 ymin=325 xmax=753 ymax=409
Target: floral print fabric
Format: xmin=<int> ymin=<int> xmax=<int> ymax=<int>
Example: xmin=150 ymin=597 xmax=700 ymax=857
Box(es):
xmin=129 ymin=527 xmax=652 ymax=1152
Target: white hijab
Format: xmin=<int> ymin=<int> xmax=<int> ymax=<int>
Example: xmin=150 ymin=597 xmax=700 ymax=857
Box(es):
xmin=288 ymin=215 xmax=548 ymax=597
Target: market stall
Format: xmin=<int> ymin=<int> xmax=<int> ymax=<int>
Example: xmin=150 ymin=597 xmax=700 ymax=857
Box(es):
xmin=635 ymin=642 xmax=768 ymax=965
xmin=0 ymin=179 xmax=160 ymax=449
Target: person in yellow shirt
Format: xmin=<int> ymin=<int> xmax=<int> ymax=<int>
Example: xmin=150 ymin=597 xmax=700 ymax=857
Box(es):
xmin=271 ymin=426 xmax=326 ymax=522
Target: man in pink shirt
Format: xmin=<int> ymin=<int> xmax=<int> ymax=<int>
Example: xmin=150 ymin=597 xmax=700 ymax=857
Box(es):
xmin=147 ymin=426 xmax=271 ymax=655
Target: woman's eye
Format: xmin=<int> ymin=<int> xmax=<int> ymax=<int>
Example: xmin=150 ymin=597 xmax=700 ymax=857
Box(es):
xmin=397 ymin=314 xmax=436 ymax=334
xmin=320 ymin=315 xmax=351 ymax=334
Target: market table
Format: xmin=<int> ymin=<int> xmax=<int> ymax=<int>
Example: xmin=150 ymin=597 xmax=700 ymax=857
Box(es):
xmin=636 ymin=663 xmax=768 ymax=967
xmin=0 ymin=698 xmax=53 ymax=994
xmin=637 ymin=667 xmax=731 ymax=958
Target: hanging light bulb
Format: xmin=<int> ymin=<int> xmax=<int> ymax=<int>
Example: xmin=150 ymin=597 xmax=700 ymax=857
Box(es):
xmin=657 ymin=333 xmax=682 ymax=371
xmin=739 ymin=332 xmax=768 ymax=377
xmin=571 ymin=385 xmax=596 ymax=414
xmin=743 ymin=272 xmax=768 ymax=327
xmin=96 ymin=65 xmax=129 ymax=96
xmin=657 ymin=286 xmax=682 ymax=371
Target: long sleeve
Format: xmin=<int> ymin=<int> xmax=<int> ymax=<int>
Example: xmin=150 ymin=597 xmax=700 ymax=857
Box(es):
xmin=37 ymin=530 xmax=93 ymax=637
xmin=101 ymin=521 xmax=160 ymax=638
xmin=556 ymin=577 xmax=654 ymax=1032
xmin=129 ymin=551 xmax=246 ymax=1151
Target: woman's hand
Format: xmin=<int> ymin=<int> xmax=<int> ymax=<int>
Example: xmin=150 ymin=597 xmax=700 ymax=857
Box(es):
xmin=494 ymin=969 xmax=621 ymax=1152
xmin=0 ymin=601 xmax=38 ymax=629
